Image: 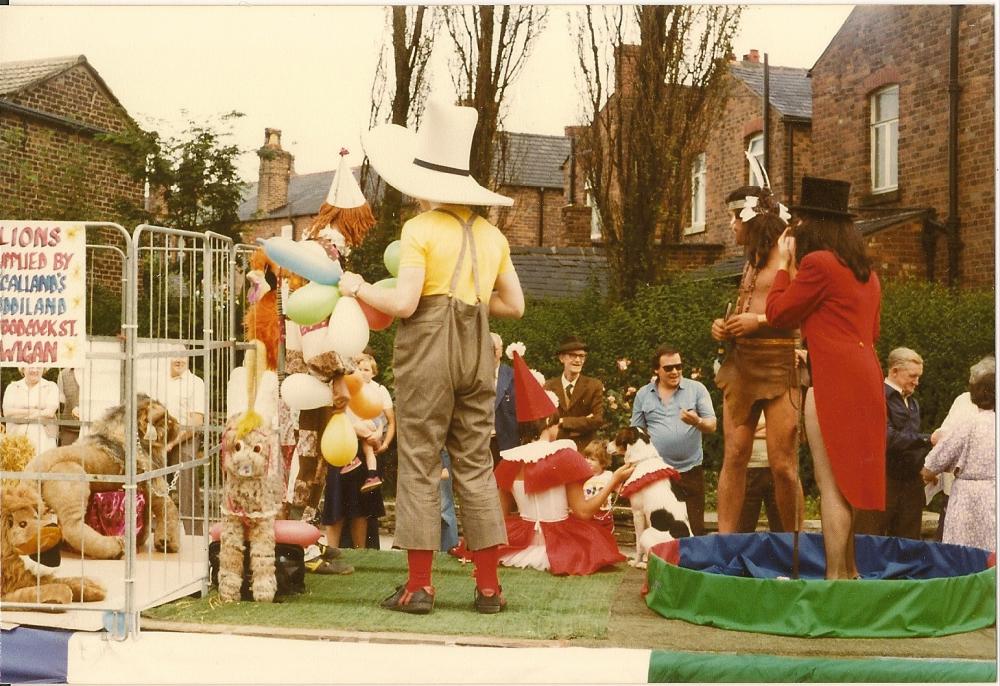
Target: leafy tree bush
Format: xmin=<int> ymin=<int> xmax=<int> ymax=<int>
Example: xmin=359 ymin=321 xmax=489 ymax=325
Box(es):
xmin=372 ymin=278 xmax=994 ymax=500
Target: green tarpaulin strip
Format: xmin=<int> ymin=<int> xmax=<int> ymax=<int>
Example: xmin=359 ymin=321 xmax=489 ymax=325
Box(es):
xmin=648 ymin=650 xmax=996 ymax=682
xmin=645 ymin=554 xmax=996 ymax=638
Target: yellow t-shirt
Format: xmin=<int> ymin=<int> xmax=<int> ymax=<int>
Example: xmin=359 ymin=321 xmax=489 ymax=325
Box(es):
xmin=398 ymin=206 xmax=514 ymax=306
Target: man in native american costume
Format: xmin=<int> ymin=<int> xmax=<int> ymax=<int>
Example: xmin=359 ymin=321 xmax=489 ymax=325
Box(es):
xmin=711 ymin=156 xmax=805 ymax=535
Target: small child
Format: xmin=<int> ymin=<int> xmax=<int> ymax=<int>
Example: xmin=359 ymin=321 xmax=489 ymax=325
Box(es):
xmin=352 ymin=355 xmax=385 ymax=493
xmin=582 ymin=439 xmax=616 ymax=532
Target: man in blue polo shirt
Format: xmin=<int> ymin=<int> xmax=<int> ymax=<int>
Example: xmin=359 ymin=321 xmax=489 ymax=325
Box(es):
xmin=630 ymin=344 xmax=717 ymax=535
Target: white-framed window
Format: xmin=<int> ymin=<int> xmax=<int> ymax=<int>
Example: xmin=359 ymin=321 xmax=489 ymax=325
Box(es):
xmin=685 ymin=152 xmax=707 ymax=235
xmin=870 ymin=85 xmax=899 ymax=192
xmin=747 ymin=134 xmax=765 ymax=186
xmin=585 ymin=182 xmax=602 ymax=241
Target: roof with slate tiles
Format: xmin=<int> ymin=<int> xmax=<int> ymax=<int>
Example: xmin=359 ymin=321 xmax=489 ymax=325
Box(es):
xmin=511 ymin=247 xmax=608 ymax=299
xmin=0 ymin=54 xmax=129 ymax=118
xmin=238 ymin=170 xmax=334 ymax=222
xmin=497 ymin=132 xmax=571 ymax=189
xmin=0 ymin=55 xmax=83 ymax=95
xmin=239 ymin=131 xmax=571 ymax=222
xmin=729 ymin=63 xmax=812 ymax=120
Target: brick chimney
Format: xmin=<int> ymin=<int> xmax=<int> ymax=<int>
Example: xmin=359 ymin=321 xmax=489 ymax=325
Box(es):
xmin=614 ymin=43 xmax=641 ymax=98
xmin=742 ymin=49 xmax=760 ymax=64
xmin=256 ymin=128 xmax=294 ymax=214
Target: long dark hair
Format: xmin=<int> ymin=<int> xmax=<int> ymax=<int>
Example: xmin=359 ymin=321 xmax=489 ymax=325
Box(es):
xmin=793 ymin=214 xmax=872 ymax=282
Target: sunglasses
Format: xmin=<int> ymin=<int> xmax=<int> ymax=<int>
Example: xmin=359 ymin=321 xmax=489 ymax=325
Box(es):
xmin=661 ymin=363 xmax=683 ymax=372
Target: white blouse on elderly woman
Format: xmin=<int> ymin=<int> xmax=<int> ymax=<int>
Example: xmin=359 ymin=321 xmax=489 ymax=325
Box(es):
xmin=3 ymin=375 xmax=60 ymax=456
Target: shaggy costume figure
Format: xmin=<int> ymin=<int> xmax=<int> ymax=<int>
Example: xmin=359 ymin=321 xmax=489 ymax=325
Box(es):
xmin=218 ymin=346 xmax=282 ymax=602
xmin=286 ymin=150 xmax=375 ymax=518
xmin=1 ymin=482 xmax=106 ymax=603
xmin=26 ymin=396 xmax=180 ymax=559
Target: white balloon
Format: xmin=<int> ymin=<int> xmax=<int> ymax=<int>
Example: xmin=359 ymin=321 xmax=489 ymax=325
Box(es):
xmin=300 ymin=321 xmax=332 ymax=363
xmin=326 ymin=297 xmax=370 ymax=358
xmin=280 ymin=373 xmax=332 ymax=410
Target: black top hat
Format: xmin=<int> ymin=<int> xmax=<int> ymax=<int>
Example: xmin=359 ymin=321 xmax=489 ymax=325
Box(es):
xmin=789 ymin=177 xmax=855 ymax=219
xmin=556 ymin=335 xmax=588 ymax=354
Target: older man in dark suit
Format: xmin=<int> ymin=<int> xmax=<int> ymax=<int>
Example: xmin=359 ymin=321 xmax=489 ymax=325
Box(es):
xmin=856 ymin=347 xmax=931 ymax=539
xmin=543 ymin=335 xmax=606 ymax=450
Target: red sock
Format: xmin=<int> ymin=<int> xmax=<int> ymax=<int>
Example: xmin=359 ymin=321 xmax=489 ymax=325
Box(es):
xmin=406 ymin=549 xmax=434 ymax=593
xmin=472 ymin=545 xmax=501 ymax=593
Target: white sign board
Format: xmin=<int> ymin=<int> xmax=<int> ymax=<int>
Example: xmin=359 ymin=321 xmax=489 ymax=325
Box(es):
xmin=0 ymin=221 xmax=88 ymax=367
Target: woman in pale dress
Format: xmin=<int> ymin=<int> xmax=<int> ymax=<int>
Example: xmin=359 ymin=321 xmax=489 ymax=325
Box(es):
xmin=921 ymin=370 xmax=995 ymax=551
xmin=2 ymin=366 xmax=59 ymax=457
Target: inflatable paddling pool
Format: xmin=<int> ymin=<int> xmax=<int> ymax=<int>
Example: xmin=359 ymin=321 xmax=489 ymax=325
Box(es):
xmin=645 ymin=532 xmax=995 ymax=638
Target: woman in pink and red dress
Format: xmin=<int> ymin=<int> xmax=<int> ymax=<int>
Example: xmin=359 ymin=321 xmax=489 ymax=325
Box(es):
xmin=492 ymin=353 xmax=633 ymax=575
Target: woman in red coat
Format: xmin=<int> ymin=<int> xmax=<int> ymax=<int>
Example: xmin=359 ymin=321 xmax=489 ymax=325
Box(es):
xmin=765 ymin=177 xmax=885 ymax=579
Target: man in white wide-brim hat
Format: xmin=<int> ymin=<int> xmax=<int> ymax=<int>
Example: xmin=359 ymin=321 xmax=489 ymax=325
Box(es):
xmin=339 ymin=99 xmax=525 ymax=615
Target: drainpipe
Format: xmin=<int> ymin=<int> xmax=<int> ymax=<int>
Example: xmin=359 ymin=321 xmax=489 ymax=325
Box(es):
xmin=569 ymin=137 xmax=576 ymax=205
xmin=763 ymin=53 xmax=771 ymax=175
xmin=945 ymin=5 xmax=962 ymax=287
xmin=784 ymin=121 xmax=794 ymax=205
xmin=538 ymin=188 xmax=545 ymax=246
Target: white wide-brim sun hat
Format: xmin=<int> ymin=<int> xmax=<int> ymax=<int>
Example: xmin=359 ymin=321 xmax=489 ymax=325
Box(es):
xmin=361 ymin=99 xmax=513 ymax=207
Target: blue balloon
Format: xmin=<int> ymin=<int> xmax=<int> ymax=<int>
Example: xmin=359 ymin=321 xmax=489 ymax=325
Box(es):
xmin=261 ymin=237 xmax=342 ymax=285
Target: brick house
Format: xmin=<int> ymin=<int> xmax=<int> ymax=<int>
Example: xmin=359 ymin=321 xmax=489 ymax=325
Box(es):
xmin=236 ymin=128 xmax=604 ymax=297
xmin=565 ymin=45 xmax=812 ymax=278
xmin=808 ymin=4 xmax=994 ymax=287
xmin=0 ymin=55 xmax=144 ymax=295
xmin=237 ymin=128 xmax=582 ymax=246
xmin=0 ymin=55 xmax=143 ymax=221
xmin=683 ymin=51 xmax=813 ymax=269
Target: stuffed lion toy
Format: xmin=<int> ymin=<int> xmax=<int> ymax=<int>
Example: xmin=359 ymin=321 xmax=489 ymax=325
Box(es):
xmin=26 ymin=395 xmax=181 ymax=559
xmin=1 ymin=482 xmax=105 ymax=604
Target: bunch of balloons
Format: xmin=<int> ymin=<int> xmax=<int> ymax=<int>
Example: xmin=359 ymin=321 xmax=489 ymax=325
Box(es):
xmin=260 ymin=235 xmax=402 ymax=465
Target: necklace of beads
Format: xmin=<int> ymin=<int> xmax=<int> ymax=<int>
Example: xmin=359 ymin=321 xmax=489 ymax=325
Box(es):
xmin=736 ymin=261 xmax=759 ymax=315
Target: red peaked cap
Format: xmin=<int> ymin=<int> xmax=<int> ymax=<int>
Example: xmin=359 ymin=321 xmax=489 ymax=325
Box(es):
xmin=511 ymin=351 xmax=557 ymax=422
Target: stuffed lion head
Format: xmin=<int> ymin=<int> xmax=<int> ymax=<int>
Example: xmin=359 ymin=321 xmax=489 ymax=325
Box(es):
xmin=2 ymin=482 xmax=46 ymax=552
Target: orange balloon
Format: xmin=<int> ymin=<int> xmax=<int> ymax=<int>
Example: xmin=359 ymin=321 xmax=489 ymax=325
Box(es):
xmin=348 ymin=383 xmax=383 ymax=420
xmin=320 ymin=412 xmax=358 ymax=467
xmin=344 ymin=371 xmax=364 ymax=395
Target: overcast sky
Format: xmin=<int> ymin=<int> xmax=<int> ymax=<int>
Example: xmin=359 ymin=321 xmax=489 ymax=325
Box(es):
xmin=0 ymin=4 xmax=855 ymax=183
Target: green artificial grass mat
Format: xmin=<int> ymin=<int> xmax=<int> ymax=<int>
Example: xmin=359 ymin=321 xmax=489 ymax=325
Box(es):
xmin=142 ymin=548 xmax=625 ymax=641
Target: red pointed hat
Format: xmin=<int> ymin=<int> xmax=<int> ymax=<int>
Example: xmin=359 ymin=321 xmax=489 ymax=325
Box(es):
xmin=511 ymin=351 xmax=557 ymax=422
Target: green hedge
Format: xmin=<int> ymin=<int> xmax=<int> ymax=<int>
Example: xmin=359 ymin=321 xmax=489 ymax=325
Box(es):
xmin=369 ymin=278 xmax=994 ymax=499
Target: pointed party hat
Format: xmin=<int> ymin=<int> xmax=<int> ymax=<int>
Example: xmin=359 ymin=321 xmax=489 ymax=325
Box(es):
xmin=308 ymin=147 xmax=375 ymax=246
xmin=511 ymin=351 xmax=557 ymax=422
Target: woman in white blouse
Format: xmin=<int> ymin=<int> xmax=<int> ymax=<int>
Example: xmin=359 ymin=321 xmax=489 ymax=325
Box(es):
xmin=3 ymin=366 xmax=60 ymax=457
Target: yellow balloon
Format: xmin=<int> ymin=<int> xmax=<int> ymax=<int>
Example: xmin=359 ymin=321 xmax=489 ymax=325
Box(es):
xmin=320 ymin=412 xmax=358 ymax=467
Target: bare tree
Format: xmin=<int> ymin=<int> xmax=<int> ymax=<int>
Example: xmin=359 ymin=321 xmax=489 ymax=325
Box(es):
xmin=442 ymin=5 xmax=548 ymax=192
xmin=574 ymin=5 xmax=741 ymax=299
xmin=354 ymin=6 xmax=437 ymax=275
